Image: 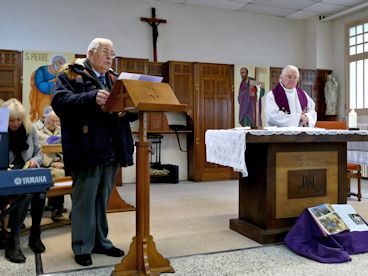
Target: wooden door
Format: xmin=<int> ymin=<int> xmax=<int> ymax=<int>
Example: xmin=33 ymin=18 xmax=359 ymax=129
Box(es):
xmin=164 ymin=61 xmax=194 ymax=119
xmin=191 ymin=63 xmax=234 ymax=181
xmin=0 ymin=50 xmax=22 ymax=101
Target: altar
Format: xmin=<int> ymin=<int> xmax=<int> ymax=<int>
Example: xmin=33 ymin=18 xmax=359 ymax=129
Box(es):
xmin=206 ymin=127 xmax=368 ymax=244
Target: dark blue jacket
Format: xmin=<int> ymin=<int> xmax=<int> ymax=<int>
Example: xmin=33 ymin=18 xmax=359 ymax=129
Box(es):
xmin=51 ymin=59 xmax=137 ymax=174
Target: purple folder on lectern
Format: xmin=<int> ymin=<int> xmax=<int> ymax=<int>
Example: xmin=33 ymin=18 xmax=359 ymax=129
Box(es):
xmin=284 ymin=209 xmax=368 ymax=263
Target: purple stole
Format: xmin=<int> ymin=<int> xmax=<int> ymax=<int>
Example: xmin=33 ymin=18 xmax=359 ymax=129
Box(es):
xmin=272 ymin=83 xmax=307 ymax=114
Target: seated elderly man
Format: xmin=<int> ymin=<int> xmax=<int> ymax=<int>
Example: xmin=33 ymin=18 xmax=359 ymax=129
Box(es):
xmin=265 ymin=65 xmax=317 ymax=127
xmin=34 ymin=106 xmax=54 ymax=132
xmin=36 ymin=109 xmax=66 ymax=222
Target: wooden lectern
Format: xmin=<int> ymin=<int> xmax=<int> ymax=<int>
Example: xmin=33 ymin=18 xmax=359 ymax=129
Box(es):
xmin=104 ymin=79 xmax=186 ymax=275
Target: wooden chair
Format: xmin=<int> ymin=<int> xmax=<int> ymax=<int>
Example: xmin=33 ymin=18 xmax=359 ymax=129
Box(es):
xmin=41 ymin=144 xmax=73 ymax=230
xmin=41 ymin=144 xmax=73 ymax=199
xmin=315 ymin=121 xmax=362 ymax=201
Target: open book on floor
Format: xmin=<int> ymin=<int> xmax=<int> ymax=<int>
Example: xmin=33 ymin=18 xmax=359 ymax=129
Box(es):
xmin=308 ymin=203 xmax=368 ymax=235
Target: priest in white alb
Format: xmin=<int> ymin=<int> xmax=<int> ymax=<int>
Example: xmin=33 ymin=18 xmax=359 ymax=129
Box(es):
xmin=265 ymin=65 xmax=317 ymax=127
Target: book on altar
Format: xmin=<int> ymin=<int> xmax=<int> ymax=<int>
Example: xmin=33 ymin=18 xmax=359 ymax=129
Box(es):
xmin=308 ymin=203 xmax=368 ymax=235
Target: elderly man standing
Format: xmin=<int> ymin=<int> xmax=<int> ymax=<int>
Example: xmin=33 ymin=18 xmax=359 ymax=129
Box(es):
xmin=265 ymin=65 xmax=317 ymax=127
xmin=52 ymin=38 xmax=137 ymax=266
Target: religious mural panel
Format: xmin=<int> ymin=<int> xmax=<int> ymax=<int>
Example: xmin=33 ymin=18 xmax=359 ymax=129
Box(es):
xmin=22 ymin=50 xmax=74 ymax=122
xmin=234 ymin=65 xmax=270 ymax=128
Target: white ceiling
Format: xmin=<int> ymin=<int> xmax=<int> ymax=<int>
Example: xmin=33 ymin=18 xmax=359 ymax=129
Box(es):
xmin=155 ymin=0 xmax=368 ymax=20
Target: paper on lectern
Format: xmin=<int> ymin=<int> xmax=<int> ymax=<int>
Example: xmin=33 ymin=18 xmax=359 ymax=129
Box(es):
xmin=118 ymin=72 xmax=163 ymax=83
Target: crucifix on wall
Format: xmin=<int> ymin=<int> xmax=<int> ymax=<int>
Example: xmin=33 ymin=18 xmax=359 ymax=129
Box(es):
xmin=141 ymin=7 xmax=167 ymax=62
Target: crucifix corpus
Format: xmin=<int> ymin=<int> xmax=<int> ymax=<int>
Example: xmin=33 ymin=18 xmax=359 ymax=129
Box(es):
xmin=141 ymin=7 xmax=167 ymax=62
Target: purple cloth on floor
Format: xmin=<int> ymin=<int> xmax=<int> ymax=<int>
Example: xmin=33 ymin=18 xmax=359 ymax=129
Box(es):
xmin=284 ymin=209 xmax=368 ymax=263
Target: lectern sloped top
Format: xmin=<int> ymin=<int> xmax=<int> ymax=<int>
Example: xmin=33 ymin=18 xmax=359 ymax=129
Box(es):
xmin=103 ymin=79 xmax=187 ymax=113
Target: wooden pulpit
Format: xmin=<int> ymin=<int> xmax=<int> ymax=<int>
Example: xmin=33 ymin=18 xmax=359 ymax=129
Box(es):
xmin=104 ymin=79 xmax=186 ymax=275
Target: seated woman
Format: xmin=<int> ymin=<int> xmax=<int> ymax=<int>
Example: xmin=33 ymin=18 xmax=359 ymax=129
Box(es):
xmin=1 ymin=98 xmax=46 ymax=263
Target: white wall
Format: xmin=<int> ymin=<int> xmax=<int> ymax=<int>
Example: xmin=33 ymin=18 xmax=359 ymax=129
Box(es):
xmin=303 ymin=17 xmax=317 ymax=69
xmin=331 ymin=7 xmax=368 ymax=122
xmin=0 ymin=0 xmax=304 ymax=66
xmin=303 ymin=16 xmax=333 ymax=70
xmin=316 ymin=20 xmax=333 ymax=70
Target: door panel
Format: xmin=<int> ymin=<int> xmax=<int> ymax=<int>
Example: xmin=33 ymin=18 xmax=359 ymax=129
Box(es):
xmin=0 ymin=50 xmax=22 ymax=101
xmin=192 ymin=63 xmax=235 ymax=181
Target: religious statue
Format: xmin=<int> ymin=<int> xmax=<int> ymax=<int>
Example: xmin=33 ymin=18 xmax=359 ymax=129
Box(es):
xmin=324 ymin=74 xmax=338 ymax=115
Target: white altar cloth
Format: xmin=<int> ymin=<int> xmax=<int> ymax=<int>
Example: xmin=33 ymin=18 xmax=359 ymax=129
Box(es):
xmin=205 ymin=127 xmax=368 ymax=177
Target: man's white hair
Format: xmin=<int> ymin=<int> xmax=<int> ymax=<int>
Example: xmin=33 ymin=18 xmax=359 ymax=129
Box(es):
xmin=86 ymin=38 xmax=113 ymax=57
xmin=280 ymin=65 xmax=300 ymax=78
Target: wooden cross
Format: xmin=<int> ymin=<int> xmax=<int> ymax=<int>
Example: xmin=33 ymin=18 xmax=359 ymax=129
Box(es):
xmin=141 ymin=8 xmax=167 ymax=62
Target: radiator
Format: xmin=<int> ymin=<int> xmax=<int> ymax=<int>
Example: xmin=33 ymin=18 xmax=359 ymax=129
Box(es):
xmin=357 ymin=123 xmax=368 ymax=177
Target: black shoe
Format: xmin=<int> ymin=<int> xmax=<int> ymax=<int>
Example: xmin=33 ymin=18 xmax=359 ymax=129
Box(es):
xmin=29 ymin=236 xmax=46 ymax=253
xmin=92 ymin=246 xmax=124 ymax=257
xmin=5 ymin=246 xmax=26 ymax=263
xmin=51 ymin=210 xmax=65 ymax=222
xmin=6 ymin=236 xmax=26 ymax=263
xmin=75 ymin=254 xmax=92 ymax=266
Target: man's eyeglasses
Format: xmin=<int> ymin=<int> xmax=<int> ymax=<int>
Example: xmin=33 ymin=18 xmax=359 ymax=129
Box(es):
xmin=47 ymin=119 xmax=60 ymax=125
xmin=96 ymin=48 xmax=116 ymax=59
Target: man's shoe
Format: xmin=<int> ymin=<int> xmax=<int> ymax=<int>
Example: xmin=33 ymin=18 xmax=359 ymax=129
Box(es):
xmin=75 ymin=254 xmax=92 ymax=266
xmin=51 ymin=210 xmax=65 ymax=222
xmin=29 ymin=237 xmax=46 ymax=253
xmin=92 ymin=246 xmax=124 ymax=257
xmin=6 ymin=237 xmax=26 ymax=263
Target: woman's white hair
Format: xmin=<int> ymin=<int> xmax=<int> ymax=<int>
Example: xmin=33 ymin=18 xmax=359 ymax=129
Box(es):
xmin=86 ymin=38 xmax=113 ymax=58
xmin=2 ymin=98 xmax=32 ymax=134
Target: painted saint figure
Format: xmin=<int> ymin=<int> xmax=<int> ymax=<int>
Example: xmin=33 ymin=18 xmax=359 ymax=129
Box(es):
xmin=29 ymin=55 xmax=67 ymax=121
xmin=238 ymin=67 xmax=265 ymax=127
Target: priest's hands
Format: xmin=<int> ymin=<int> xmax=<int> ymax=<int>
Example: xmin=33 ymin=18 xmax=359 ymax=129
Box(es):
xmin=300 ymin=112 xmax=309 ymax=126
